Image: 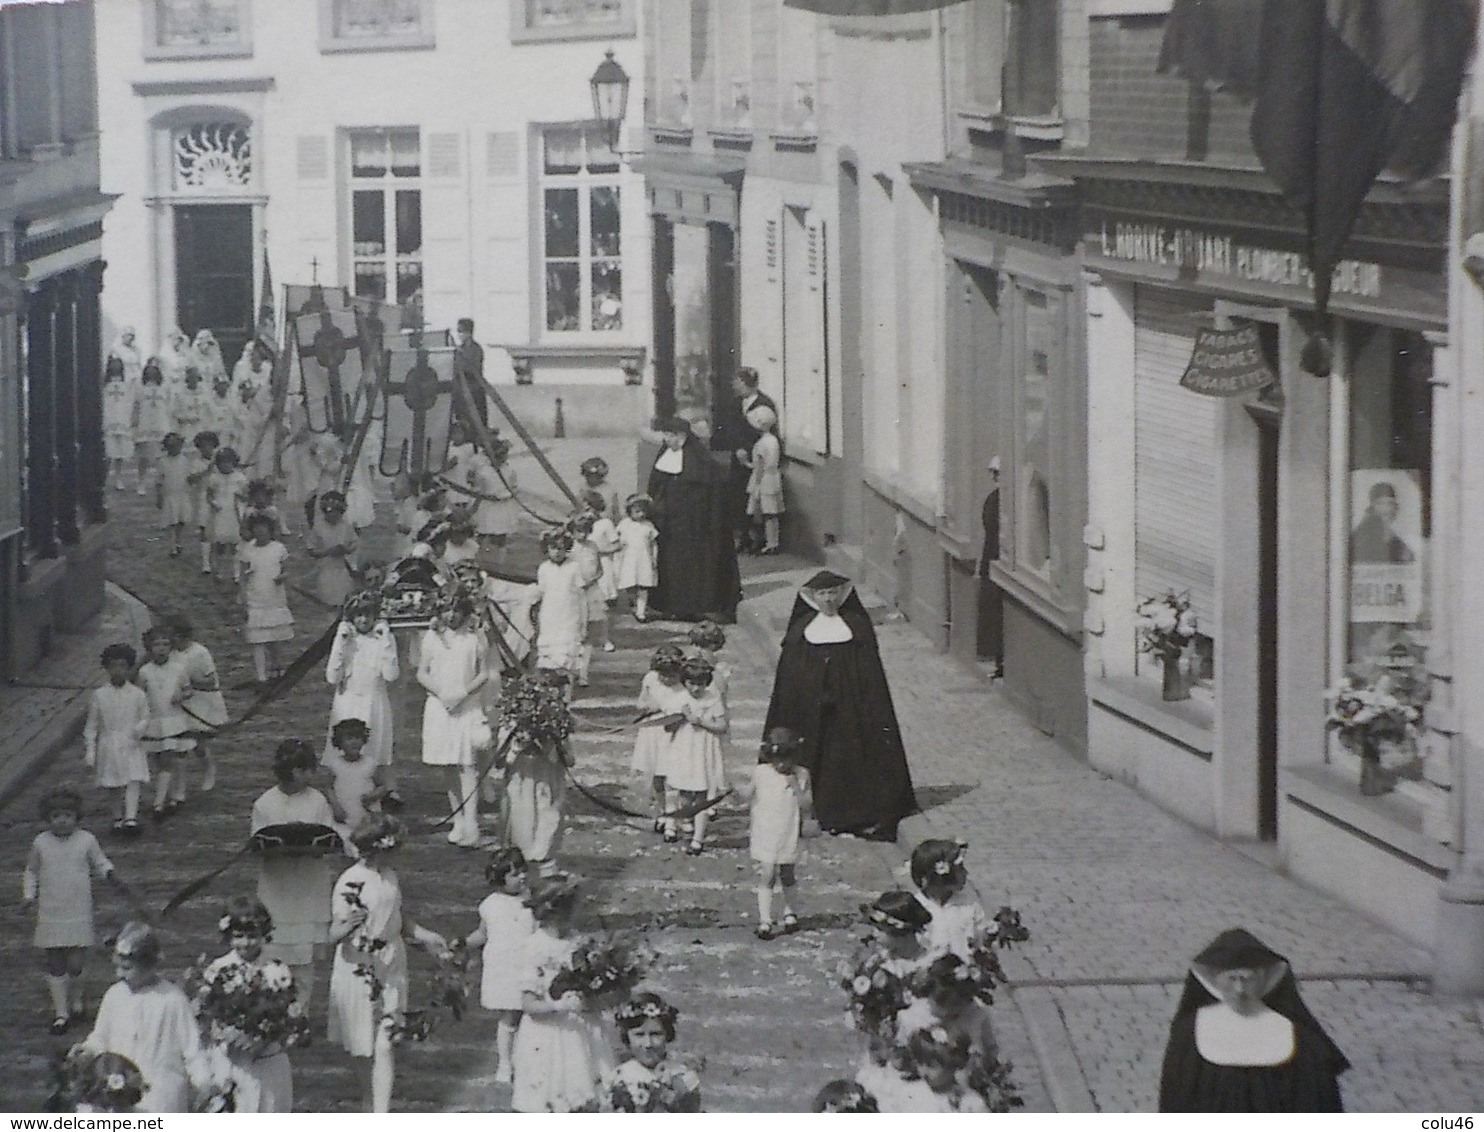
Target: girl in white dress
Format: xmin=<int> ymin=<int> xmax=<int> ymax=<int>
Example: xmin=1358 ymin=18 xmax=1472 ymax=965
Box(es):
xmin=511 ymin=878 xmax=614 ymax=1113
xmin=251 ymin=740 xmax=338 ymax=1012
xmin=197 ymin=897 xmax=298 ymax=1113
xmin=659 ymin=656 xmax=728 ymax=855
xmin=501 ymin=671 xmax=570 ymax=873
xmin=328 ymin=816 xmax=448 ymax=1113
xmin=168 ymin=369 xmax=209 ymax=452
xmin=233 ymin=343 xmax=276 ymax=482
xmin=686 ymin=619 xmax=732 ymax=707
xmin=204 ymin=376 xmax=239 ymax=452
xmin=205 ymin=447 xmax=249 ymax=580
xmin=156 ymin=433 xmax=191 ymax=558
xmin=325 ymin=592 xmax=400 ymax=770
xmin=323 ymin=719 xmax=393 ymax=839
xmin=109 ymin=326 xmax=144 ymax=386
xmin=748 ymin=728 xmax=810 ymax=941
xmin=83 ymin=923 xmax=202 ymax=1113
xmin=632 ymin=644 xmax=686 ymax=833
xmin=101 ymin=356 xmax=136 ymax=492
xmin=568 ymin=513 xmax=605 ymax=686
xmin=909 ymin=837 xmax=989 ymax=956
xmin=157 ymin=328 xmax=192 ymax=391
xmin=137 ymin=627 xmax=195 ymax=820
xmin=184 ymin=431 xmax=219 ymax=562
xmin=581 ymin=492 xmax=621 ymax=654
xmin=85 ymin=645 xmax=150 ymax=833
xmin=192 ymin=328 xmax=228 ymax=388
xmin=459 ymin=847 xmax=533 ymax=1084
xmin=305 ymin=491 xmax=361 ymax=608
xmin=745 ymin=404 xmax=784 ymax=554
xmin=134 ymin=361 xmax=172 ymax=497
xmin=615 ymin=494 xmax=659 ymax=621
xmin=238 ymin=513 xmax=295 ymax=684
xmin=168 ymin=614 xmax=227 ymax=800
xmin=418 ymin=594 xmax=491 ymax=848
xmin=594 ymin=993 xmax=703 ymax=1112
xmin=533 ymin=530 xmax=594 ymax=683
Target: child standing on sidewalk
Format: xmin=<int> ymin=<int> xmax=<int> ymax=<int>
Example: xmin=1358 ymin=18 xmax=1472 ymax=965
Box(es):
xmin=745 ymin=404 xmax=783 ymax=555
xmin=615 ymin=495 xmax=658 ymax=622
xmin=582 ymin=491 xmax=621 ymax=653
xmin=632 ymin=644 xmax=686 ymax=832
xmin=748 ymin=728 xmax=810 ymax=941
xmin=137 ymin=625 xmax=196 ymax=820
xmin=23 ymin=787 xmax=129 ymax=1033
xmin=84 ymin=644 xmax=150 ymax=835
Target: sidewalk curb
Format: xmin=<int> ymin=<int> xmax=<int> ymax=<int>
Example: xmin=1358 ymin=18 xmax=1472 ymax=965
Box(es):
xmin=0 ymin=582 xmax=152 ymax=811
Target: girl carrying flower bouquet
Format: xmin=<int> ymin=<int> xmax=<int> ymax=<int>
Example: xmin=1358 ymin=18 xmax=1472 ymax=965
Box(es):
xmin=812 ymin=1079 xmax=880 ymax=1113
xmin=909 ymin=838 xmax=987 ymax=955
xmin=328 ymin=815 xmax=449 ymax=1113
xmin=191 ymin=896 xmax=308 ymax=1113
xmin=49 ymin=1048 xmax=147 ymax=1113
xmin=857 ymin=1025 xmax=1007 ymax=1113
xmin=499 ymin=670 xmax=574 ymax=875
xmin=586 ymin=993 xmax=702 ymax=1112
xmin=511 ymin=877 xmax=621 ymax=1113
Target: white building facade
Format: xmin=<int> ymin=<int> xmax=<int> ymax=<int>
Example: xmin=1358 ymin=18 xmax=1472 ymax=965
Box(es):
xmin=96 ymin=0 xmax=650 ymax=433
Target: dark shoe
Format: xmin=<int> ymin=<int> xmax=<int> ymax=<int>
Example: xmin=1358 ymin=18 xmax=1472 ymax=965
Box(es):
xmin=755 ymin=923 xmax=777 ymax=941
xmin=685 ymin=841 xmax=703 ymax=856
xmin=50 ymin=1017 xmax=69 ymax=1035
xmin=662 ymin=829 xmax=680 ymax=844
xmin=112 ymin=819 xmax=129 ymax=835
xmin=781 ymin=913 xmax=800 ymax=934
xmin=121 ymin=819 xmax=142 ymax=837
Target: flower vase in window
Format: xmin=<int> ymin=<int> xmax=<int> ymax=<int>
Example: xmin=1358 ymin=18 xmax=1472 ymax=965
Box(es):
xmin=1136 ymin=592 xmax=1197 ymax=702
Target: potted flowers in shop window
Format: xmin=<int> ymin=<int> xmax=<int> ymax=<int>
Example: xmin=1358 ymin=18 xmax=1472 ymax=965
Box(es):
xmin=1136 ymin=592 xmax=1199 ymax=702
xmin=1326 ymin=668 xmax=1424 ymax=797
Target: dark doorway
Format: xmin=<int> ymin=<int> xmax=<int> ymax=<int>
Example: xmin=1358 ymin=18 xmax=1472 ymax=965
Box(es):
xmin=1246 ymin=322 xmax=1283 ymax=841
xmin=175 ymin=204 xmax=253 ymax=373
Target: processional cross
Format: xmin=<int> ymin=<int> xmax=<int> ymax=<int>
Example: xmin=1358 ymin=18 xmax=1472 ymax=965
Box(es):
xmin=311 ymin=311 xmax=353 ymax=434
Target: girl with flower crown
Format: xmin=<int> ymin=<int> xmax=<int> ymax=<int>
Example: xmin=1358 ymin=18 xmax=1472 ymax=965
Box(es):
xmin=511 ymin=877 xmax=615 ymax=1113
xmin=632 ymin=644 xmax=686 ymax=832
xmin=328 ymin=815 xmax=449 ymax=1113
xmin=908 ymin=838 xmax=988 ymax=955
xmin=418 ymin=593 xmax=492 ymax=848
xmin=747 ymin=728 xmax=810 ymax=940
xmin=458 ymin=847 xmax=533 ymax=1085
xmin=325 ymin=591 xmax=400 ymax=771
xmin=587 ymin=993 xmax=702 ymax=1112
xmin=195 ymin=897 xmax=303 ymax=1113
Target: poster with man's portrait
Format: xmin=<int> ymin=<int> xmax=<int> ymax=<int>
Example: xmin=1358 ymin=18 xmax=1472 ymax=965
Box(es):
xmin=1350 ymin=470 xmax=1423 ymax=624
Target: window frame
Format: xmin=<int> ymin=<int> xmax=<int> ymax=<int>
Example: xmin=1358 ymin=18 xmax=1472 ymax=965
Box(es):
xmin=345 ymin=128 xmax=424 ymax=310
xmin=317 ymin=0 xmax=434 ymax=54
xmin=537 ymin=124 xmax=624 ymax=338
xmin=143 ymin=0 xmax=253 ymax=61
xmin=1005 ymin=0 xmax=1060 ymax=125
xmin=509 ymin=0 xmax=635 ymax=45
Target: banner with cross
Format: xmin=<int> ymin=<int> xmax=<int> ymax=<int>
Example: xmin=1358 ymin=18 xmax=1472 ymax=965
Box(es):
xmin=284 ymin=283 xmax=349 ymax=322
xmin=295 ymin=308 xmax=365 ymax=435
xmin=378 ymin=335 xmax=457 ymax=477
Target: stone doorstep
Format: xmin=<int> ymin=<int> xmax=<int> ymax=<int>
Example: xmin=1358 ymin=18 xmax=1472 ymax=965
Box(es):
xmin=0 ymin=582 xmax=151 ymax=811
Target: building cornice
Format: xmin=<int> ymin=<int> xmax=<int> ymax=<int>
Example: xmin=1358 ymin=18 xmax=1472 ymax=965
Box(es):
xmin=131 ymin=76 xmax=276 ymax=97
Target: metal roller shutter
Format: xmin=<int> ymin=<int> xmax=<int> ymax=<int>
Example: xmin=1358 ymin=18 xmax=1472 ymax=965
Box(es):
xmin=1134 ymin=288 xmax=1218 ymax=629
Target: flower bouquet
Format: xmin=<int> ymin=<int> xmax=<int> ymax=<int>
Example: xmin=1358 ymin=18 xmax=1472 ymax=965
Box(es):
xmin=838 ymin=947 xmax=912 ymax=1044
xmin=1136 ymin=591 xmax=1198 ymax=700
xmin=892 ymin=1025 xmax=1026 ymax=1113
xmin=546 ymin=933 xmax=649 ymax=1010
xmin=1326 ymin=672 xmax=1423 ymax=795
xmin=499 ymin=671 xmax=575 ymax=760
xmin=184 ymin=954 xmax=310 ymax=1058
xmin=48 ymin=1047 xmax=146 ymax=1113
xmin=579 ymin=1061 xmax=704 ymax=1113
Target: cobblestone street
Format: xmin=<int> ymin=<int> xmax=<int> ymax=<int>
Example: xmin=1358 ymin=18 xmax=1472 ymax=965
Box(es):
xmin=4 ymin=487 xmax=1484 ymax=1111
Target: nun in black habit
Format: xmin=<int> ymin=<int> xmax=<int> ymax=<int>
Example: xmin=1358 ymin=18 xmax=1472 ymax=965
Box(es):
xmin=1158 ymin=928 xmax=1349 ymax=1112
xmin=646 ymin=418 xmax=741 ymax=623
xmin=762 ymin=571 xmax=917 ymax=841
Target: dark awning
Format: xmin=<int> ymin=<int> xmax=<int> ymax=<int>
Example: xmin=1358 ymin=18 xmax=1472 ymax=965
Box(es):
xmin=783 ymin=0 xmax=967 ymax=14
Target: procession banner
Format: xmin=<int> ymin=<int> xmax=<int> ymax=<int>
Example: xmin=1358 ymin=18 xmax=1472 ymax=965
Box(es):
xmin=1178 ymin=321 xmax=1274 ymax=397
xmin=295 ymin=308 xmax=365 ymax=435
xmin=379 ymin=339 xmax=457 ymax=476
xmin=284 ymin=282 xmax=350 ymax=321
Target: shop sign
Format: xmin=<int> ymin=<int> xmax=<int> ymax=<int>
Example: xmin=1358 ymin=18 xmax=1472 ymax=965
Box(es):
xmin=1179 ymin=322 xmax=1274 ymax=397
xmin=1091 ymin=221 xmax=1383 ymax=299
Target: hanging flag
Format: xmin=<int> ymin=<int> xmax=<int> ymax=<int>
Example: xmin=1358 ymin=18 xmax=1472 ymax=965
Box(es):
xmin=256 ymin=247 xmax=276 ymax=348
xmin=1156 ymin=0 xmax=1265 ymax=98
xmin=1249 ymin=0 xmax=1476 ymax=375
xmin=782 ymin=0 xmax=966 ymax=13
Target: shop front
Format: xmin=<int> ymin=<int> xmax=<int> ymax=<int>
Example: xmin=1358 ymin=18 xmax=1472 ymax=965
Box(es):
xmin=1077 ymin=172 xmax=1452 ymax=945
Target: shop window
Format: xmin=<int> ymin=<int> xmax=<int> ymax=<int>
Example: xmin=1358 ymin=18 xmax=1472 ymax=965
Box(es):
xmin=510 ymin=0 xmax=634 ymax=43
xmin=540 ymin=125 xmax=622 ymax=334
xmin=318 ymin=0 xmax=433 ymax=52
xmin=347 ymin=129 xmax=423 ymax=308
xmin=145 ymin=0 xmax=252 ymax=59
xmin=1015 ymin=288 xmax=1054 ymax=579
xmin=1343 ymin=326 xmax=1432 ymax=713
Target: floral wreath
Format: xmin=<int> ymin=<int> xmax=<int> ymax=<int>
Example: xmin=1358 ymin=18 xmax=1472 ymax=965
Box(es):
xmin=615 ymin=996 xmax=679 ymax=1028
xmin=862 ymin=902 xmax=923 ymax=935
xmin=932 ymin=840 xmax=969 ymax=878
xmin=580 ymin=456 xmax=610 ymax=479
xmin=218 ymin=912 xmax=273 ymax=939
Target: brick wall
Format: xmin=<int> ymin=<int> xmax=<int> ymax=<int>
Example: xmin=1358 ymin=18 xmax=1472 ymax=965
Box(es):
xmin=1087 ymin=15 xmax=1255 ymax=165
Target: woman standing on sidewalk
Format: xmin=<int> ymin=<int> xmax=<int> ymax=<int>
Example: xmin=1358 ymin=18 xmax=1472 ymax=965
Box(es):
xmin=763 ymin=571 xmax=917 ymax=842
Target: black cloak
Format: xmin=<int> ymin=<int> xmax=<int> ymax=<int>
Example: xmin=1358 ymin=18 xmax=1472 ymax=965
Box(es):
xmin=647 ymin=433 xmax=741 ymax=622
xmin=762 ymin=572 xmax=918 ymax=840
xmin=1158 ymin=928 xmax=1350 ymax=1112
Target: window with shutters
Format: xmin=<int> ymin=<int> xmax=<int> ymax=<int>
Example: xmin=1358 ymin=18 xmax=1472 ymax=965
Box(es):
xmin=145 ymin=0 xmax=252 ymax=60
xmin=540 ymin=125 xmax=622 ymax=334
xmin=1133 ymin=288 xmax=1217 ymax=688
xmin=511 ymin=0 xmax=634 ymax=43
xmin=318 ymin=0 xmax=433 ymax=52
xmin=347 ymin=129 xmax=423 ymax=306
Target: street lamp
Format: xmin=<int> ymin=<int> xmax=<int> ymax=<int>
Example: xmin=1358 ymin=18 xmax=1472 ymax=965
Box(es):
xmin=590 ymin=49 xmax=630 ymax=151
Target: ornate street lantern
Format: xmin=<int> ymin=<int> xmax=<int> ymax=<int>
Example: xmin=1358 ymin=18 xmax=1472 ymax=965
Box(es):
xmin=589 ymin=49 xmax=630 ymax=150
